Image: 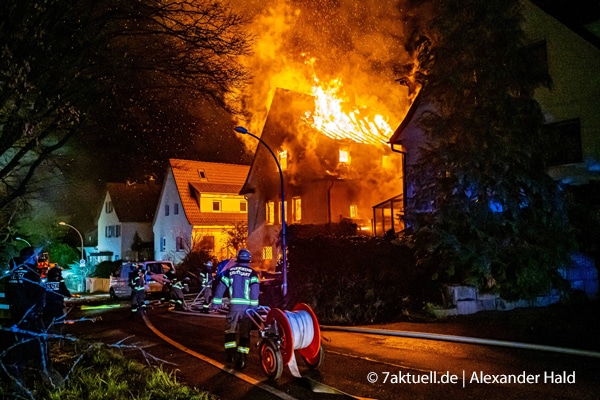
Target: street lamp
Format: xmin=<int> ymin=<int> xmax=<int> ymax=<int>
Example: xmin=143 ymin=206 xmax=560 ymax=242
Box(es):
xmin=234 ymin=125 xmax=288 ymax=298
xmin=15 ymin=237 xmax=32 ymax=246
xmin=59 ymin=221 xmax=86 ymax=292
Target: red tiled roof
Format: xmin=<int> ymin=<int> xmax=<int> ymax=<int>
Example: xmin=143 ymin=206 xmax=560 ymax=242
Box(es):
xmin=169 ymin=159 xmax=249 ymax=225
xmin=192 ymin=213 xmax=248 ymax=225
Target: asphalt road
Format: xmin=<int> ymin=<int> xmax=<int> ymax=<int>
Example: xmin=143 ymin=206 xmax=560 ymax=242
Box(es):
xmin=62 ymin=295 xmax=600 ymax=400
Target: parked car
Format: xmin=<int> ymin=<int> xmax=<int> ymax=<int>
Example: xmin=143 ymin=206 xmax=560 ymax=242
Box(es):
xmin=109 ymin=261 xmax=175 ymax=300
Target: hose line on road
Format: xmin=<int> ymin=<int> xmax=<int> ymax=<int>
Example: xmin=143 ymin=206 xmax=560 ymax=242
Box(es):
xmin=141 ymin=312 xmax=299 ymax=400
xmin=321 ymin=325 xmax=600 ymax=359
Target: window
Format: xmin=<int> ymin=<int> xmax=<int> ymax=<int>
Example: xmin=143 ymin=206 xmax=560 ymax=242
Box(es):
xmin=160 ymin=237 xmax=166 ymax=252
xmin=105 ymin=201 xmax=113 ymax=213
xmin=292 ymin=197 xmax=302 ymax=223
xmin=240 ymin=201 xmax=247 ymax=212
xmin=165 ymin=204 xmax=170 ymax=216
xmin=174 ymin=203 xmax=179 ymax=215
xmin=544 ymin=119 xmax=583 ymax=166
xmin=278 ymin=200 xmax=288 ymax=224
xmin=212 ymin=200 xmax=222 ymax=212
xmin=199 ymin=236 xmax=215 ymax=253
xmin=266 ymin=201 xmax=275 ymax=225
xmin=105 ymin=225 xmax=120 ymax=238
xmin=175 ymin=236 xmax=185 ymax=252
xmin=350 ymin=204 xmax=358 ymax=218
xmin=279 ymin=150 xmax=288 ymax=171
xmin=524 ymin=40 xmax=550 ymax=90
xmin=339 ymin=149 xmax=350 ymax=164
xmin=198 ymin=170 xmax=207 ymax=180
xmin=262 ymin=246 xmax=273 ymax=260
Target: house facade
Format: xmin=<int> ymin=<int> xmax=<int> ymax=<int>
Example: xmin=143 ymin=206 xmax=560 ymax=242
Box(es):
xmin=95 ymin=182 xmax=160 ymax=263
xmin=389 ymin=0 xmax=600 ymax=205
xmin=523 ymin=0 xmax=600 ymax=184
xmin=153 ymin=159 xmax=250 ymax=264
xmin=240 ymin=88 xmax=403 ymax=270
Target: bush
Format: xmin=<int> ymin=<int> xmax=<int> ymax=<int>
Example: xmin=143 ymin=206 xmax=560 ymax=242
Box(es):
xmin=89 ymin=260 xmax=122 ymax=278
xmin=285 ymin=228 xmax=429 ymax=325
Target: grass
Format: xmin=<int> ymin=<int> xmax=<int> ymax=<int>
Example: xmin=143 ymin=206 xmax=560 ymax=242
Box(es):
xmin=1 ymin=340 xmax=216 ymax=400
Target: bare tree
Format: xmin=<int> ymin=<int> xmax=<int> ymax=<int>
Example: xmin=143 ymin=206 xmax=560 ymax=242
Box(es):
xmin=0 ymin=0 xmax=251 ymax=235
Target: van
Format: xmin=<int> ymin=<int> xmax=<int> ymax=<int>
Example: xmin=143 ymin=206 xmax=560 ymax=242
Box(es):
xmin=109 ymin=261 xmax=175 ymax=300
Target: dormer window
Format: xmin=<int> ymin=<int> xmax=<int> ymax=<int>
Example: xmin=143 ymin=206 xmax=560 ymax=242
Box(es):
xmin=198 ymin=170 xmax=207 ymax=180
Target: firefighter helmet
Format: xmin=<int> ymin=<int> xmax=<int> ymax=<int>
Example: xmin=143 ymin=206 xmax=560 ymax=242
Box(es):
xmin=236 ymin=248 xmax=251 ymax=263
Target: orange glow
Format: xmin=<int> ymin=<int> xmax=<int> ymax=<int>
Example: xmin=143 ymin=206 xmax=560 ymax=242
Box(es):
xmin=303 ymin=78 xmax=394 ymax=145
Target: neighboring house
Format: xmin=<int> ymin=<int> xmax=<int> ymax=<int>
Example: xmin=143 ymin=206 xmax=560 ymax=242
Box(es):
xmin=153 ymin=158 xmax=250 ymax=264
xmin=240 ymin=88 xmax=403 ymax=270
xmin=523 ymin=0 xmax=600 ymax=184
xmin=389 ymin=0 xmax=600 ymax=208
xmin=95 ymin=182 xmax=161 ymax=263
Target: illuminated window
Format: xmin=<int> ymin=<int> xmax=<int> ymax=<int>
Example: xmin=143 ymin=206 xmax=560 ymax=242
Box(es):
xmin=278 ymin=201 xmax=288 ymax=225
xmin=279 ymin=150 xmax=288 ymax=171
xmin=292 ymin=197 xmax=301 ymax=223
xmin=339 ymin=149 xmax=350 ymax=164
xmin=266 ymin=201 xmax=275 ymax=225
xmin=350 ymin=204 xmax=358 ymax=218
xmin=240 ymin=201 xmax=247 ymax=212
xmin=262 ymin=246 xmax=273 ymax=260
xmin=212 ymin=200 xmax=221 ymax=212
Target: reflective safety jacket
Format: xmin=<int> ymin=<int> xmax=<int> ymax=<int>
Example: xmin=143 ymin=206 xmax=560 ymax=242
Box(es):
xmin=6 ymin=262 xmax=45 ymax=324
xmin=200 ymin=270 xmax=213 ymax=288
xmin=130 ymin=272 xmax=145 ymax=292
xmin=213 ymin=263 xmax=259 ymax=311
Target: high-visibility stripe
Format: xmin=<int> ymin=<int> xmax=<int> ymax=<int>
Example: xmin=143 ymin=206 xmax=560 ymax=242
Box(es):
xmin=237 ymin=347 xmax=250 ymax=354
xmin=213 ymin=298 xmax=223 ymax=305
xmin=0 ymin=304 xmax=9 ymax=310
xmin=224 ymin=341 xmax=237 ymax=349
xmin=230 ymin=298 xmax=253 ymax=305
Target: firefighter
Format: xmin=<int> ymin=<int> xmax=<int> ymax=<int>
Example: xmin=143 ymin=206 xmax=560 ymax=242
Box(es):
xmin=44 ymin=265 xmax=72 ymax=328
xmin=170 ymin=277 xmax=189 ymax=311
xmin=5 ymin=246 xmax=47 ymax=375
xmin=130 ymin=264 xmax=146 ymax=318
xmin=212 ymin=248 xmax=259 ymax=370
xmin=6 ymin=246 xmax=46 ymax=331
xmin=200 ymin=261 xmax=214 ymax=313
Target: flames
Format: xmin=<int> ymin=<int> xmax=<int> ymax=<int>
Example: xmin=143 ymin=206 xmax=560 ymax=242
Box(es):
xmin=303 ymin=77 xmax=395 ymax=146
xmin=228 ymin=0 xmax=410 ymax=148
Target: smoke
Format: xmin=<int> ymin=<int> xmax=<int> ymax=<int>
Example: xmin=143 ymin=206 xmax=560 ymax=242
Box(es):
xmin=229 ymin=0 xmax=414 ymax=146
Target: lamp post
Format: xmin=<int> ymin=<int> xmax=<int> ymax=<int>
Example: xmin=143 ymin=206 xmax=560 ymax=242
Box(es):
xmin=234 ymin=126 xmax=288 ymax=298
xmin=15 ymin=237 xmax=32 ymax=246
xmin=59 ymin=221 xmax=86 ymax=292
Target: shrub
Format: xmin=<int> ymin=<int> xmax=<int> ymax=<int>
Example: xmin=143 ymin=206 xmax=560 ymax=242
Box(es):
xmin=286 ymin=228 xmax=427 ymax=324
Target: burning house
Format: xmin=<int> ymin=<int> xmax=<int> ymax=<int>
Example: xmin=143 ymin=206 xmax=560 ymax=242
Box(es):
xmin=240 ymin=87 xmax=404 ymax=270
